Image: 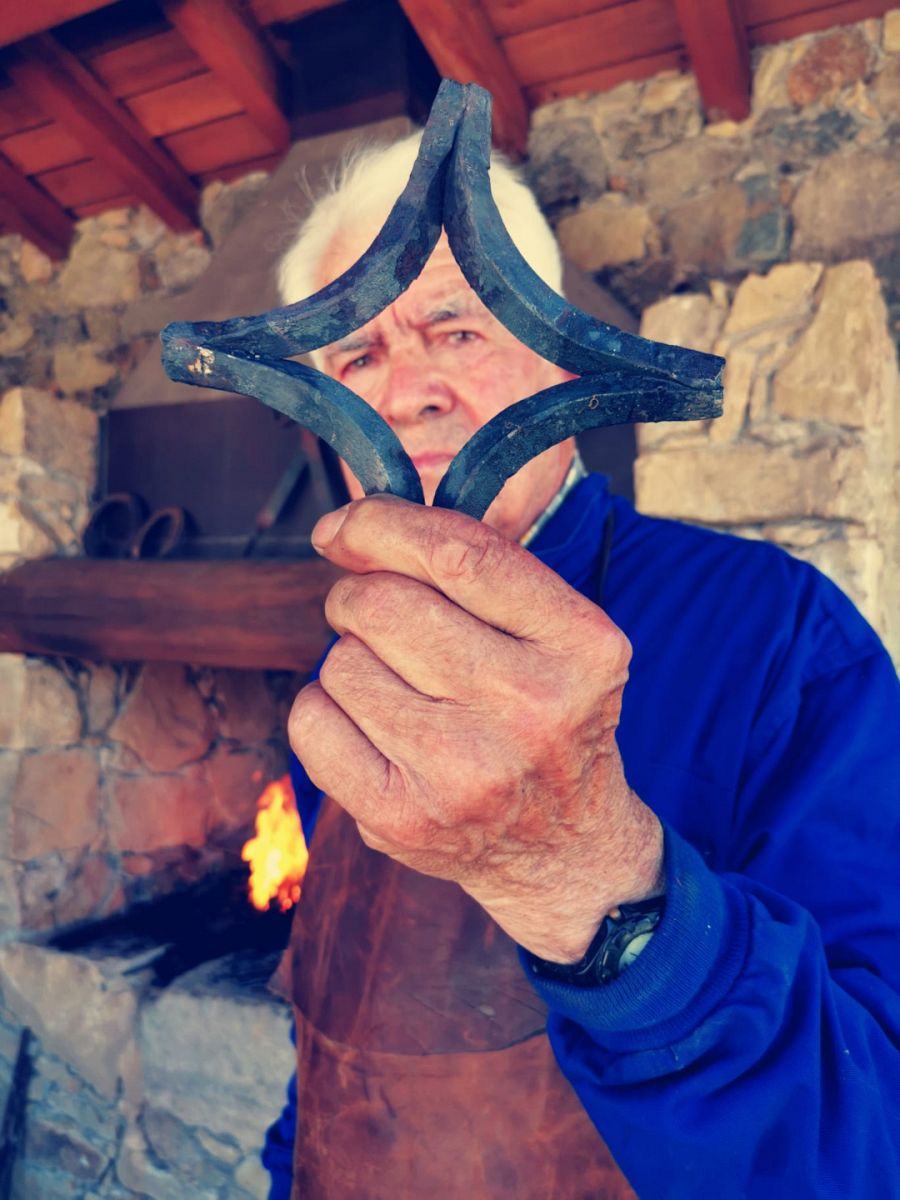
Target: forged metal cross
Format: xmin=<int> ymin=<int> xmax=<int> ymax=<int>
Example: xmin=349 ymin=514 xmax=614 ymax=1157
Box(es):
xmin=160 ymin=80 xmax=724 ymax=521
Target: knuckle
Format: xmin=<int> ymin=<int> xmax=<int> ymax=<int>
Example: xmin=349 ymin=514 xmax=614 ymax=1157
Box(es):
xmin=287 ymin=684 xmax=321 ymax=753
xmin=428 ymin=520 xmax=500 ymax=584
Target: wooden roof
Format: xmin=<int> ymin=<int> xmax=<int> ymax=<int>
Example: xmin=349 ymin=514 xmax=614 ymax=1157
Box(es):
xmin=0 ymin=0 xmax=895 ymax=258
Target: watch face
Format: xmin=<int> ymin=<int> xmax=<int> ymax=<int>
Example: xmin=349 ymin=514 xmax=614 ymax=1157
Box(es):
xmin=528 ymin=896 xmax=664 ymax=987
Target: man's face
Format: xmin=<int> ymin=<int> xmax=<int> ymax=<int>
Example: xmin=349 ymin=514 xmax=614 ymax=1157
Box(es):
xmin=316 ymin=230 xmax=575 ymax=542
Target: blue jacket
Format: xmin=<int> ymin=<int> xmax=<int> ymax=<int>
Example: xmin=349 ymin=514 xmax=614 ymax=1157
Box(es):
xmin=264 ymin=474 xmax=900 ymax=1199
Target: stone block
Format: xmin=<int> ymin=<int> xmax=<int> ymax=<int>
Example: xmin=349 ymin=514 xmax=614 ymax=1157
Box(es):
xmin=885 ymin=9 xmax=900 ymax=52
xmin=153 ymin=232 xmax=211 ymax=292
xmin=19 ymin=472 xmax=89 ymax=553
xmin=643 ymin=138 xmax=746 ymax=207
xmin=0 ymin=943 xmax=137 ymax=1098
xmin=791 ymin=533 xmax=883 ymax=630
xmin=0 ymin=497 xmax=57 ymax=560
xmin=0 ymin=656 xmax=82 ymax=749
xmin=773 ymin=261 xmax=898 ymax=427
xmin=117 ymin=1122 xmax=221 ymax=1200
xmin=752 ymin=38 xmax=805 ymax=113
xmin=634 ymin=440 xmax=871 ymax=524
xmin=0 ymin=388 xmax=98 ymax=489
xmin=792 ymin=152 xmax=900 ymax=259
xmin=25 ymin=1114 xmax=108 ymax=1183
xmin=139 ymin=977 xmax=292 ymax=1150
xmin=206 ymin=744 xmax=284 ymax=834
xmin=211 ymin=670 xmax=279 ymax=743
xmin=58 ymin=237 xmax=139 ymax=308
xmin=11 ymin=748 xmax=100 ymax=859
xmin=724 ymin=262 xmax=823 ymax=337
xmin=19 ymin=241 xmax=54 ymax=284
xmin=873 ymin=54 xmax=900 ymax=114
xmin=86 ymin=664 xmax=120 ymax=734
xmin=107 ymin=764 xmax=213 ymax=855
xmin=709 ymin=348 xmax=755 ymax=444
xmin=663 ymin=182 xmax=747 ymax=273
xmin=142 ymin=1106 xmax=231 ymax=1189
xmin=0 ymin=317 xmax=35 ymax=356
xmin=556 ymin=198 xmax=652 ymax=270
xmin=787 ymin=28 xmax=874 ymax=107
xmin=641 ymin=291 xmax=727 ymax=355
xmin=109 ymin=663 xmax=215 ymax=773
xmin=53 ymin=344 xmax=118 ymax=396
xmin=233 ymin=1153 xmax=270 ymax=1199
xmin=525 ymin=117 xmax=607 ymax=211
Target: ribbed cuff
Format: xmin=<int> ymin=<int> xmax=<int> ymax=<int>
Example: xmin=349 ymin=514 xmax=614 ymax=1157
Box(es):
xmin=519 ymin=825 xmax=751 ymax=1052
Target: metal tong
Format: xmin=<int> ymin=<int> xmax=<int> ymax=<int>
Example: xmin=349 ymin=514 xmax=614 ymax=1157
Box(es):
xmin=160 ymin=80 xmax=724 ymax=520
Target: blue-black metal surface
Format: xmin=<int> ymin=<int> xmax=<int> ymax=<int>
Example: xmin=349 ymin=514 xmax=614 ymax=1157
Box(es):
xmin=160 ymin=78 xmax=725 ymax=517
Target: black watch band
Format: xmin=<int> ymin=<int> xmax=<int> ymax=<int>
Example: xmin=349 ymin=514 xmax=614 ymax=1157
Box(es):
xmin=525 ymin=895 xmax=665 ymax=988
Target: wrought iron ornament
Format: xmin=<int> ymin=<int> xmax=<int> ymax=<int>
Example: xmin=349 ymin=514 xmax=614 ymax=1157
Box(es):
xmin=160 ymin=80 xmax=725 ymax=520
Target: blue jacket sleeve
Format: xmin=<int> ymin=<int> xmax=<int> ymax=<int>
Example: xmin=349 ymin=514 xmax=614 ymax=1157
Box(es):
xmin=527 ymin=648 xmax=900 ymax=1199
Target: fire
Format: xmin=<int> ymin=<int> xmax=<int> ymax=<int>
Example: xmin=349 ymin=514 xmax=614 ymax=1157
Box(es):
xmin=241 ymin=775 xmax=308 ymax=912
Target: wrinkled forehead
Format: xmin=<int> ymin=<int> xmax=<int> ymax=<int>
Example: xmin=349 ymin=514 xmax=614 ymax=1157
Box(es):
xmin=316 ymin=228 xmax=495 ymax=337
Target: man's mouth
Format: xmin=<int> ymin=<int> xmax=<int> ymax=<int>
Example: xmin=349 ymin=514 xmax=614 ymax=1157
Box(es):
xmin=410 ymin=451 xmax=456 ymax=473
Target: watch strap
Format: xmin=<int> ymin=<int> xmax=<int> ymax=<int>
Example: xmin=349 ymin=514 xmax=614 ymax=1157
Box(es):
xmin=525 ymin=894 xmax=665 ymax=988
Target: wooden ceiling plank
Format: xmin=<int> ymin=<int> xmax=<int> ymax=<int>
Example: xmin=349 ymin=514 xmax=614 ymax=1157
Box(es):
xmin=1 ymin=120 xmax=87 ymax=175
xmin=503 ymin=0 xmax=683 ymax=87
xmin=162 ymin=0 xmax=290 ymax=152
xmin=7 ymin=34 xmax=198 ymax=230
xmin=397 ymin=0 xmax=528 ymax=159
xmin=673 ymin=0 xmax=749 ymax=120
xmin=484 ymin=0 xmax=622 ymax=39
xmin=248 ymin=0 xmax=343 ymax=23
xmin=126 ymin=71 xmax=243 ymax=139
xmin=0 ymin=152 xmax=73 ymax=258
xmin=0 ymin=1 xmax=109 ymax=50
xmin=87 ymin=29 xmax=204 ymax=100
xmin=749 ymin=0 xmax=896 ymax=41
xmin=162 ymin=112 xmax=277 ymax=174
xmin=525 ymin=47 xmax=683 ymax=105
xmin=0 ymin=84 xmax=49 ymax=138
xmin=35 ymin=157 xmax=134 ymax=208
xmin=744 ymin=0 xmax=873 ymax=26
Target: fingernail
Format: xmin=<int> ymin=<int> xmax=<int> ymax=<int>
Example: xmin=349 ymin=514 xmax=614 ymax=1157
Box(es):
xmin=311 ymin=504 xmax=350 ymax=550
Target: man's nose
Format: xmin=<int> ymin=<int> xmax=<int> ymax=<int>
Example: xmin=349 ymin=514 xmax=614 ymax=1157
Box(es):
xmin=380 ymin=352 xmax=454 ymax=425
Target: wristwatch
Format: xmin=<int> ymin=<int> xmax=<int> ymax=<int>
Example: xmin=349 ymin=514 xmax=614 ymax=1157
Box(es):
xmin=525 ymin=895 xmax=665 ymax=987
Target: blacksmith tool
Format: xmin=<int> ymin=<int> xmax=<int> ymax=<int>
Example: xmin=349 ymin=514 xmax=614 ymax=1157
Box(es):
xmin=160 ymin=80 xmax=724 ymax=519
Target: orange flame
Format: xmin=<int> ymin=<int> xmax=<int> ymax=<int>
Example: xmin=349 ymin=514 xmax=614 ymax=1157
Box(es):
xmin=241 ymin=775 xmax=308 ymax=912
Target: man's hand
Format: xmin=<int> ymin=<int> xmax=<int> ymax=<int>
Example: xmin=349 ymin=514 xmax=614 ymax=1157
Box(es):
xmin=288 ymin=496 xmax=663 ymax=963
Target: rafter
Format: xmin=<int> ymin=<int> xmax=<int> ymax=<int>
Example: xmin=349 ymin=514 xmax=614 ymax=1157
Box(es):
xmin=0 ymin=1 xmax=109 ymax=49
xmin=5 ymin=34 xmax=198 ymax=230
xmin=162 ymin=0 xmax=290 ymax=153
xmin=672 ymin=0 xmax=750 ymax=121
xmin=0 ymin=151 xmax=73 ymax=258
xmin=396 ymin=0 xmax=528 ymax=160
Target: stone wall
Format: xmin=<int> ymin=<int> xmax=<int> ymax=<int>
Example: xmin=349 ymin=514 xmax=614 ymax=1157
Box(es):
xmin=0 ymin=172 xmax=269 ymax=406
xmin=635 ymin=260 xmax=899 ymax=661
xmin=0 ymin=384 xmax=301 ymax=936
xmin=529 ymin=15 xmax=900 ymax=347
xmin=0 ymin=940 xmax=293 ymax=1199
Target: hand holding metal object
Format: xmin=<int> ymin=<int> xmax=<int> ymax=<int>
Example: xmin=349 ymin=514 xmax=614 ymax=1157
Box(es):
xmin=160 ymin=80 xmax=724 ymax=519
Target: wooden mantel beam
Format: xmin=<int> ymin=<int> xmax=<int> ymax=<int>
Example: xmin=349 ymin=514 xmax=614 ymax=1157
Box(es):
xmin=162 ymin=0 xmax=291 ymax=153
xmin=396 ymin=0 xmax=529 ymax=160
xmin=672 ymin=0 xmax=751 ymax=122
xmin=0 ymin=151 xmax=73 ymax=258
xmin=0 ymin=558 xmax=340 ymax=671
xmin=6 ymin=35 xmax=198 ymax=231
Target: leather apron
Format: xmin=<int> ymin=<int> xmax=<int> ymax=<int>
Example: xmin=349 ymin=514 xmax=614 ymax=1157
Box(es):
xmin=285 ymin=797 xmax=636 ymax=1199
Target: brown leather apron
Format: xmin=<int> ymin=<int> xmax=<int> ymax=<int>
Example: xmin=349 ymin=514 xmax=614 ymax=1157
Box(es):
xmin=285 ymin=798 xmax=636 ymax=1199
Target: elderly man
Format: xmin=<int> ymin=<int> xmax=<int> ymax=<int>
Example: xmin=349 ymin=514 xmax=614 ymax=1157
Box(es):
xmin=263 ymin=133 xmax=900 ymax=1200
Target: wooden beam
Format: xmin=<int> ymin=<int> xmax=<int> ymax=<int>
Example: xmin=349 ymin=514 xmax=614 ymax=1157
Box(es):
xmin=396 ymin=0 xmax=528 ymax=160
xmin=673 ymin=0 xmax=750 ymax=121
xmin=0 ymin=1 xmax=109 ymax=49
xmin=0 ymin=151 xmax=73 ymax=258
xmin=0 ymin=558 xmax=340 ymax=671
xmin=6 ymin=35 xmax=198 ymax=231
xmin=162 ymin=0 xmax=290 ymax=153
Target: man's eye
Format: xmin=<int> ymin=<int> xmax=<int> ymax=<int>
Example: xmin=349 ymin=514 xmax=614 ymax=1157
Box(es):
xmin=345 ymin=354 xmax=371 ymax=372
xmin=447 ymin=330 xmax=477 ymax=345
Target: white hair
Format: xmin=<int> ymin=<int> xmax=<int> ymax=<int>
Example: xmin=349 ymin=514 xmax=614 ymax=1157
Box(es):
xmin=277 ymin=129 xmax=563 ymax=310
